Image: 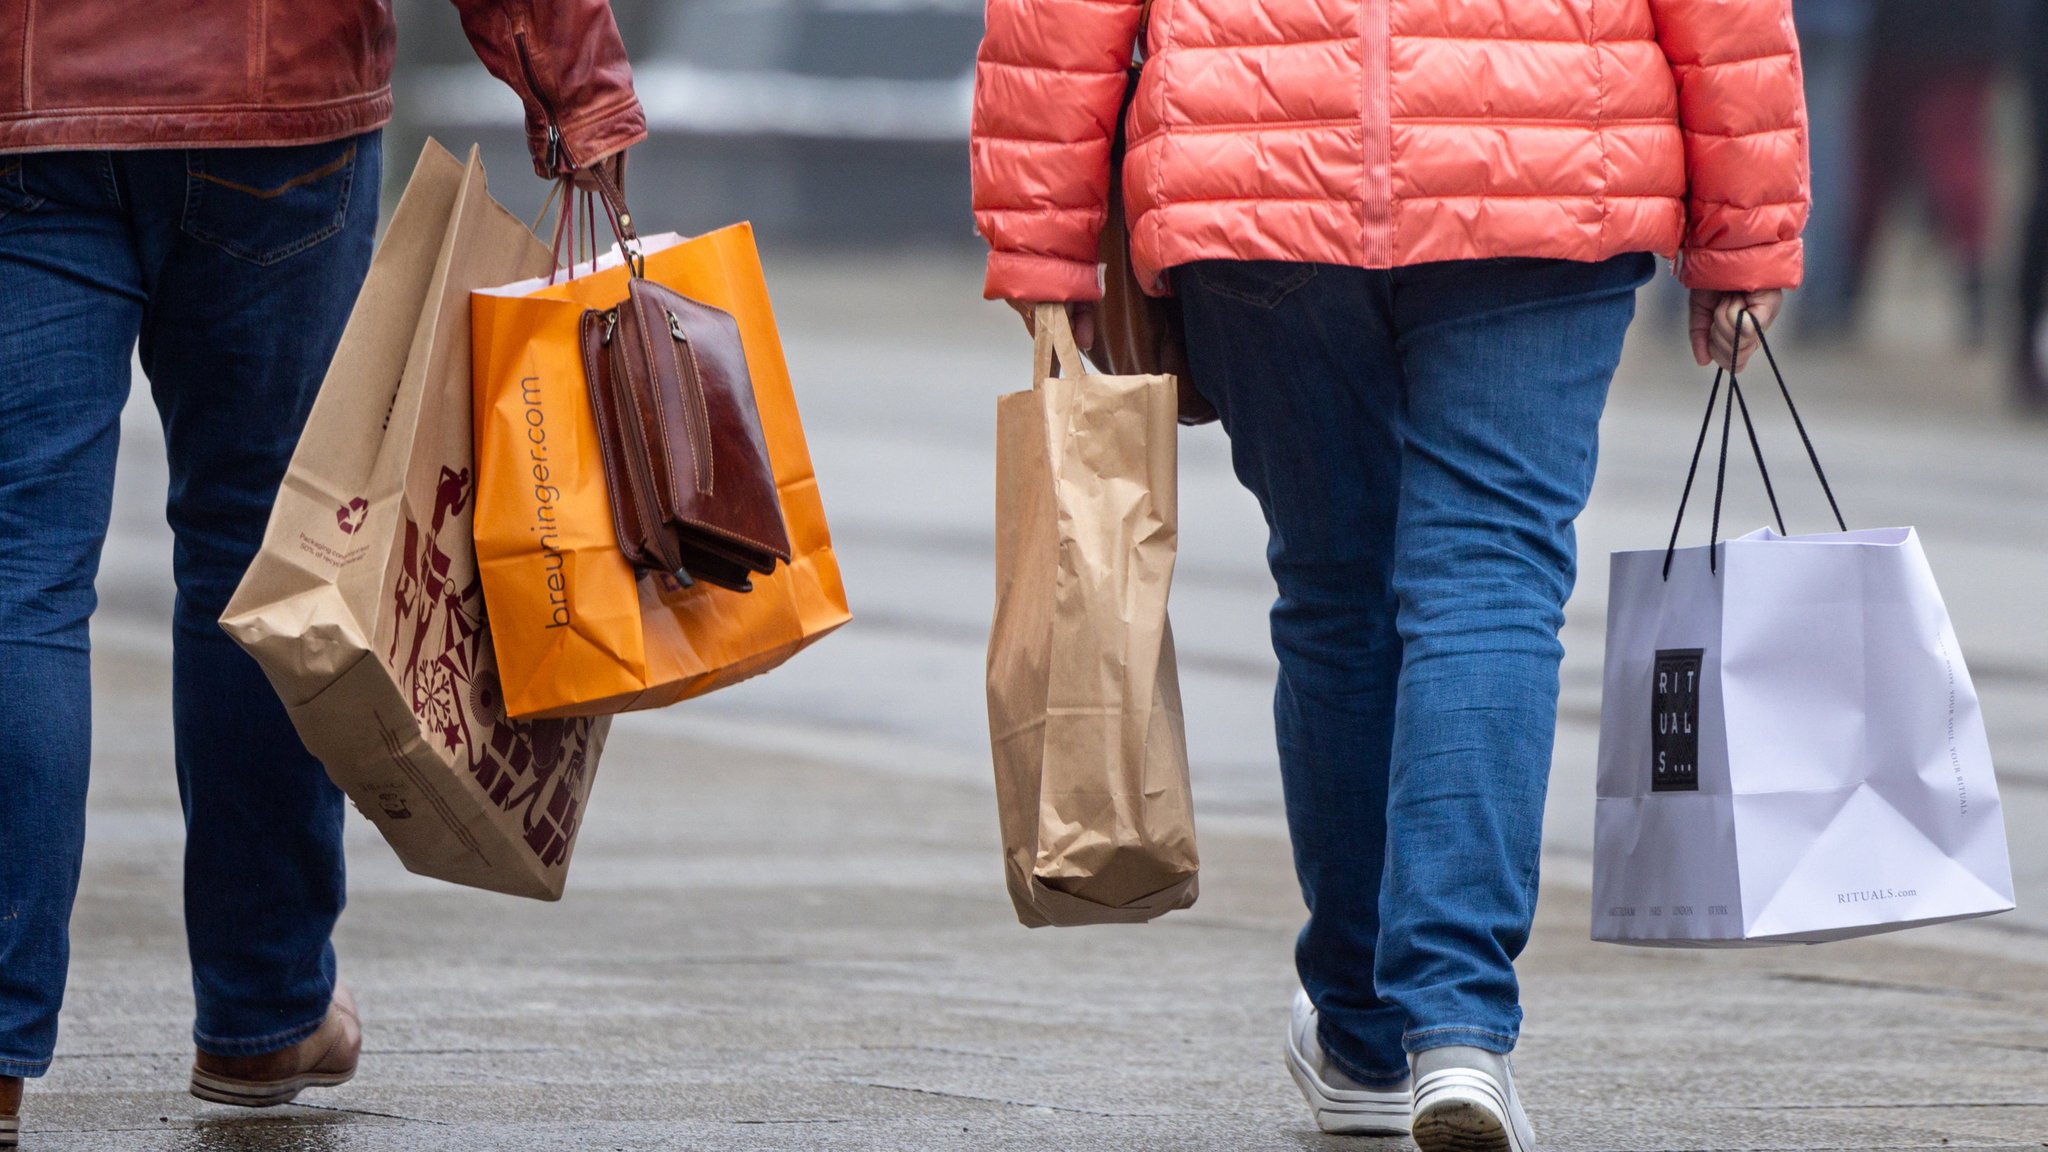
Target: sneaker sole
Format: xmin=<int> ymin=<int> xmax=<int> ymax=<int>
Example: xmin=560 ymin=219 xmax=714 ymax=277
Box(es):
xmin=1413 ymin=1098 xmax=1511 ymax=1152
xmin=1283 ymin=1028 xmax=1409 ymax=1136
xmin=189 ymin=1065 xmax=355 ymax=1108
xmin=1412 ymin=1070 xmax=1527 ymax=1152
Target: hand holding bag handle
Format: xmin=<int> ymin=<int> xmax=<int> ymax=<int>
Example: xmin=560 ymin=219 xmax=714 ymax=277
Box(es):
xmin=537 ymin=152 xmax=630 ymax=284
xmin=542 ymin=158 xmax=642 ymax=281
xmin=1663 ymin=311 xmax=1849 ymax=579
xmin=1034 ymin=301 xmax=1090 ymax=387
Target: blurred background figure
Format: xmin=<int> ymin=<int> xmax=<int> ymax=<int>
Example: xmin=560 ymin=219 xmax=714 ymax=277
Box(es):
xmin=2018 ymin=1 xmax=2048 ymax=412
xmin=1792 ymin=0 xmax=1873 ymax=344
xmin=1851 ymin=0 xmax=2006 ymax=350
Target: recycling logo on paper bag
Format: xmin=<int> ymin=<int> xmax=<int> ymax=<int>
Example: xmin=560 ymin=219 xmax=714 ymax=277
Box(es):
xmin=1652 ymin=649 xmax=1703 ymax=793
xmin=336 ymin=497 xmax=369 ymax=535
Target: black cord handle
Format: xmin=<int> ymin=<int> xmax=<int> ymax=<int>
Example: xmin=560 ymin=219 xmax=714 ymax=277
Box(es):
xmin=1755 ymin=317 xmax=1848 ymax=534
xmin=1662 ymin=310 xmax=1847 ymax=580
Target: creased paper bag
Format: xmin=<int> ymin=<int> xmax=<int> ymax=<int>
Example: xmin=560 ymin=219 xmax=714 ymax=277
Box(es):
xmin=222 ymin=141 xmax=607 ymax=901
xmin=1594 ymin=527 xmax=2014 ymax=945
xmin=986 ymin=304 xmax=1198 ymax=927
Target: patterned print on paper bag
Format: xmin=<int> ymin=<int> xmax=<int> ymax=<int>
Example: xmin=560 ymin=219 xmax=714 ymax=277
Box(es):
xmin=386 ymin=464 xmax=599 ymax=869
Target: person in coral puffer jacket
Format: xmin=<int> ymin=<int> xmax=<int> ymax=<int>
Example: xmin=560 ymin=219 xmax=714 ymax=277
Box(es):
xmin=971 ymin=1 xmax=1808 ymax=1148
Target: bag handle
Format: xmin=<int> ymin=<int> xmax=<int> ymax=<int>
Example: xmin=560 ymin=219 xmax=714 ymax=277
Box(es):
xmin=580 ymin=158 xmax=645 ymax=278
xmin=1662 ymin=311 xmax=1848 ymax=580
xmin=543 ymin=153 xmax=644 ymax=283
xmin=545 ymin=185 xmax=607 ymax=284
xmin=1032 ymin=303 xmax=1088 ymax=386
xmin=530 ymin=178 xmax=563 ymax=235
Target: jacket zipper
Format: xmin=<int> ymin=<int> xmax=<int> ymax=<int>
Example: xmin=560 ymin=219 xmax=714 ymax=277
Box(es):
xmin=515 ymin=32 xmax=572 ymax=173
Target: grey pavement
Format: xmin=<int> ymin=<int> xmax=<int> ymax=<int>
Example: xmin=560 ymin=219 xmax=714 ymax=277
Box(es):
xmin=37 ymin=250 xmax=2048 ymax=1148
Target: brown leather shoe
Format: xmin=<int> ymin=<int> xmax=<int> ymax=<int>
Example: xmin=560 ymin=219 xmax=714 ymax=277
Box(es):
xmin=189 ymin=985 xmax=360 ymax=1108
xmin=1 ymin=1074 xmax=20 ymax=1148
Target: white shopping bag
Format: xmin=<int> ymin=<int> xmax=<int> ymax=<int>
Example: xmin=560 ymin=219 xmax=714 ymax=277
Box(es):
xmin=1592 ymin=342 xmax=2014 ymax=946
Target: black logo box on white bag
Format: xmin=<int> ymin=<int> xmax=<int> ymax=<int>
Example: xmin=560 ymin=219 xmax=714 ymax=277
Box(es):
xmin=1592 ymin=327 xmax=2015 ymax=947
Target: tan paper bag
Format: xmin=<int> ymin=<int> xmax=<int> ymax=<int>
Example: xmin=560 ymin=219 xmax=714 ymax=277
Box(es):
xmin=221 ymin=141 xmax=607 ymax=901
xmin=986 ymin=304 xmax=1198 ymax=927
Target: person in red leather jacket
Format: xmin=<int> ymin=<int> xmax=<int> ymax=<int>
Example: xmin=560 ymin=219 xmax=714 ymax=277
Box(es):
xmin=0 ymin=3 xmax=643 ymax=1141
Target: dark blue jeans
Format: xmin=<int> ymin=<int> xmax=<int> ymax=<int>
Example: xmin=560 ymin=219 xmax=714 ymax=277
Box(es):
xmin=0 ymin=133 xmax=378 ymax=1074
xmin=1176 ymin=254 xmax=1652 ymax=1086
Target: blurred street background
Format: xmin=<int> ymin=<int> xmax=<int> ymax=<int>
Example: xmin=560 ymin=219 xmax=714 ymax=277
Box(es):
xmin=27 ymin=0 xmax=2048 ymax=1147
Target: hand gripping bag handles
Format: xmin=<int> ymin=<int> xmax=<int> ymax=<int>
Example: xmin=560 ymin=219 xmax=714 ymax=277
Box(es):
xmin=987 ymin=305 xmax=1198 ymax=927
xmin=472 ymin=170 xmax=849 ymax=719
xmin=1593 ymin=318 xmax=2015 ymax=946
xmin=222 ymin=142 xmax=608 ymax=900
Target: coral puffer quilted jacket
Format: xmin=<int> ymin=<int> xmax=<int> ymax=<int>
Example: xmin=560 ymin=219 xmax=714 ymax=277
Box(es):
xmin=971 ymin=0 xmax=1809 ymax=300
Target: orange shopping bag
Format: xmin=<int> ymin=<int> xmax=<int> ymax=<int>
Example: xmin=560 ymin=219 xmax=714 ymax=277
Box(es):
xmin=471 ymin=226 xmax=849 ymax=718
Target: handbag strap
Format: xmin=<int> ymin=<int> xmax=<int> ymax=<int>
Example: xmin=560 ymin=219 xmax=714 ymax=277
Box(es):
xmin=1032 ymin=303 xmax=1088 ymax=385
xmin=581 ymin=159 xmax=644 ymax=279
xmin=1662 ymin=310 xmax=1848 ymax=579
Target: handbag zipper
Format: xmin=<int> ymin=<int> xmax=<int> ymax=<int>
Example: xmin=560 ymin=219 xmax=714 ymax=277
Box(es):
xmin=659 ymin=306 xmax=715 ymax=494
xmin=602 ymin=311 xmax=691 ymax=584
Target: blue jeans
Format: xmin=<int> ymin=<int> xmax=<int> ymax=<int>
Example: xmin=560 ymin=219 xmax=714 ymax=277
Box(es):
xmin=1176 ymin=253 xmax=1651 ymax=1085
xmin=0 ymin=133 xmax=378 ymax=1075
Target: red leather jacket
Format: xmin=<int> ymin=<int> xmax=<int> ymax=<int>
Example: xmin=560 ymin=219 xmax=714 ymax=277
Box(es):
xmin=0 ymin=0 xmax=644 ymax=177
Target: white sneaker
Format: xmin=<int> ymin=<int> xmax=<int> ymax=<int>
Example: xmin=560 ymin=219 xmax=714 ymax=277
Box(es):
xmin=1411 ymin=1046 xmax=1537 ymax=1152
xmin=1284 ymin=989 xmax=1410 ymax=1136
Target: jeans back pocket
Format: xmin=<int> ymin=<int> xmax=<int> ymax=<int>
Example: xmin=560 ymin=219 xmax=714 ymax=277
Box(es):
xmin=0 ymin=158 xmax=45 ymax=227
xmin=1188 ymin=260 xmax=1319 ymax=309
xmin=182 ymin=138 xmax=360 ymax=266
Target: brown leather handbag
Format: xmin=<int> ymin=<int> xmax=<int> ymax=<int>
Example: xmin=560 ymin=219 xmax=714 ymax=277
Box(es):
xmin=568 ymin=167 xmax=792 ymax=593
xmin=1087 ymin=47 xmax=1216 ymax=426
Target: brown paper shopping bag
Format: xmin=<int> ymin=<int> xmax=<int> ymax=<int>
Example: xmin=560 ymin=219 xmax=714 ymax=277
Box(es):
xmin=986 ymin=305 xmax=1198 ymax=927
xmin=221 ymin=141 xmax=607 ymax=901
xmin=471 ymin=225 xmax=849 ymax=719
